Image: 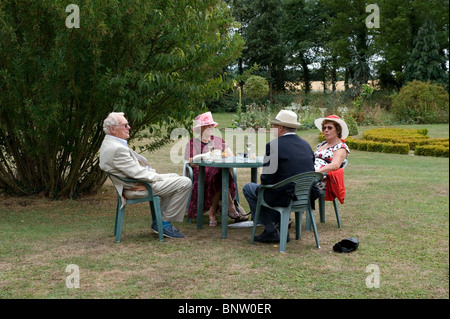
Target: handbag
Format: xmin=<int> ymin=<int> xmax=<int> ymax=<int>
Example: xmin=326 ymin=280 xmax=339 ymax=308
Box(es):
xmin=233 ymin=199 xmax=248 ymax=221
xmin=333 ymin=237 xmax=359 ymax=253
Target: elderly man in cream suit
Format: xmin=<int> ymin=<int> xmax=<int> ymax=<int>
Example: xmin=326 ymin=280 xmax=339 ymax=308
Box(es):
xmin=99 ymin=112 xmax=191 ymax=238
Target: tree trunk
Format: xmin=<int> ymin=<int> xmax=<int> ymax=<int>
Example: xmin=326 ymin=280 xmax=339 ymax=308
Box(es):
xmin=301 ymin=54 xmax=310 ymax=94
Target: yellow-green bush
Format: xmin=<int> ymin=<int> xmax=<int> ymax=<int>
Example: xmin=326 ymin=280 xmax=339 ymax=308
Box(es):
xmin=362 ymin=128 xmax=449 ymax=151
xmin=390 ymin=80 xmax=449 ymax=124
xmin=346 ymin=137 xmax=409 ymax=154
xmin=418 ymin=138 xmax=449 ymax=147
xmin=318 ymin=132 xmax=325 ymax=143
xmin=346 ymin=115 xmax=359 ymax=136
xmin=382 ymin=143 xmax=410 ymax=155
xmin=320 ymin=128 xmax=447 ymax=157
xmin=415 ymin=145 xmax=449 ymax=157
xmin=362 ymin=128 xmax=430 ymax=149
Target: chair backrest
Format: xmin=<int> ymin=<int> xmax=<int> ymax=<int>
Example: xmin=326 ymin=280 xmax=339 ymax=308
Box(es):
xmin=290 ymin=172 xmax=324 ymax=210
xmin=106 ymin=173 xmax=123 ymax=197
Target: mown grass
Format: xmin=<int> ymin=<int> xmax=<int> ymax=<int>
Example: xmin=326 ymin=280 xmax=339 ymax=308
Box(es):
xmin=0 ymin=119 xmax=448 ymax=299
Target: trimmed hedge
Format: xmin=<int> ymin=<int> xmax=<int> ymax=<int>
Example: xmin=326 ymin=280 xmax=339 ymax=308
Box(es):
xmin=322 ymin=127 xmax=449 ymax=157
xmin=362 ymin=128 xmax=429 ymax=149
xmin=346 ymin=137 xmax=409 ymax=155
xmin=415 ymin=145 xmax=449 ymax=157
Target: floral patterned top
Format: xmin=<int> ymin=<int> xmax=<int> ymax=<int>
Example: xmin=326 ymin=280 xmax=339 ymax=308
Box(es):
xmin=314 ymin=141 xmax=350 ymax=171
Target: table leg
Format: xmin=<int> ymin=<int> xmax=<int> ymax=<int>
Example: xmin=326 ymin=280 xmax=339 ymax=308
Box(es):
xmin=221 ymin=168 xmax=229 ymax=239
xmin=251 ymin=167 xmax=257 ymax=184
xmin=197 ymin=166 xmax=205 ymax=229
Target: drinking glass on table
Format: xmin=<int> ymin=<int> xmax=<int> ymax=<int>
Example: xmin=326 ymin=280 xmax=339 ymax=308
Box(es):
xmin=245 ymin=140 xmax=252 ymax=154
xmin=246 ymin=140 xmax=255 ymax=161
xmin=207 ymin=142 xmax=214 ymax=153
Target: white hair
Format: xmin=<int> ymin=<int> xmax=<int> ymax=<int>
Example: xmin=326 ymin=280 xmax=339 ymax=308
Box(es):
xmin=103 ymin=112 xmax=124 ymax=134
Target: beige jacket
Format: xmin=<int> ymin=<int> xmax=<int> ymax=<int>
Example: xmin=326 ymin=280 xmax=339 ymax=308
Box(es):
xmin=99 ymin=135 xmax=163 ymax=199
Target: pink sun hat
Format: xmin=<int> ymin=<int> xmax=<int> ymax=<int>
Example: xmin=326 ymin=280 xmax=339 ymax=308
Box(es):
xmin=193 ymin=111 xmax=219 ymax=132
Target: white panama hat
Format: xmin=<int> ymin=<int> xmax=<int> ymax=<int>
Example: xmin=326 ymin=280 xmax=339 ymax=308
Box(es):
xmin=314 ymin=115 xmax=349 ymax=139
xmin=270 ymin=110 xmax=301 ymax=129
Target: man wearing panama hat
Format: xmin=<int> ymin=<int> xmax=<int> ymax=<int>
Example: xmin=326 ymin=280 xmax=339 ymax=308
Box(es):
xmin=243 ymin=110 xmax=319 ymax=243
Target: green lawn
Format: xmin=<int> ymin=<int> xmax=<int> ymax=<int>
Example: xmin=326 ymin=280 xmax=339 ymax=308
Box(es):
xmin=0 ymin=118 xmax=448 ymax=299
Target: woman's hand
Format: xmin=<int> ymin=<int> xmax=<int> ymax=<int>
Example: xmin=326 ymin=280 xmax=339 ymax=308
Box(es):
xmin=189 ymin=158 xmax=199 ymax=168
xmin=317 ymin=148 xmax=347 ymax=173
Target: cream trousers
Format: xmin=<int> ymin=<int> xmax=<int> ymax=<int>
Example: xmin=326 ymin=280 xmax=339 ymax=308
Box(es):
xmin=123 ymin=175 xmax=192 ymax=223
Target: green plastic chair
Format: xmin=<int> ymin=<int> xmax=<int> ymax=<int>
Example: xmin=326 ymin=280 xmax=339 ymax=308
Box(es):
xmin=307 ymin=162 xmax=347 ymax=231
xmin=318 ymin=185 xmax=342 ymax=228
xmin=107 ymin=173 xmax=164 ymax=243
xmin=305 ymin=173 xmax=342 ymax=231
xmin=250 ymin=172 xmax=323 ymax=253
xmin=183 ymin=162 xmax=239 ymax=223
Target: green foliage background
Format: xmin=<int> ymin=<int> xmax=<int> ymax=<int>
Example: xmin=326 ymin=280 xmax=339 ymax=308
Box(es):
xmin=390 ymin=80 xmax=449 ymax=124
xmin=0 ymin=0 xmax=244 ymax=197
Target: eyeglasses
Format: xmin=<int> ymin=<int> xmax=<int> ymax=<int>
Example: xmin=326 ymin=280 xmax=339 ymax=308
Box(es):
xmin=322 ymin=125 xmax=334 ymax=131
xmin=116 ymin=123 xmax=130 ymax=128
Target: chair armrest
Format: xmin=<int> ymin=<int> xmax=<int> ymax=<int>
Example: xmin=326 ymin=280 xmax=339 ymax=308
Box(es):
xmin=107 ymin=173 xmax=155 ymax=197
xmin=185 ymin=162 xmax=193 ymax=181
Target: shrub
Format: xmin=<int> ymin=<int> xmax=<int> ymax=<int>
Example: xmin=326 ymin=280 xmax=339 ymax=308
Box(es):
xmin=366 ymin=141 xmax=384 ymax=153
xmin=357 ymin=140 xmax=368 ymax=151
xmin=345 ymin=115 xmax=359 ymax=136
xmin=363 ymin=128 xmax=431 ymax=150
xmin=418 ymin=138 xmax=449 ymax=147
xmin=345 ymin=136 xmax=359 ymax=149
xmin=320 ymin=127 xmax=447 ymax=157
xmin=382 ymin=143 xmax=410 ymax=155
xmin=345 ymin=137 xmax=410 ymax=155
xmin=390 ymin=80 xmax=449 ymax=124
xmin=244 ymin=75 xmax=269 ymax=101
xmin=0 ymin=0 xmax=244 ymax=197
xmin=415 ymin=145 xmax=449 ymax=157
xmin=232 ymin=102 xmax=271 ymax=130
xmin=349 ymin=128 xmax=448 ymax=157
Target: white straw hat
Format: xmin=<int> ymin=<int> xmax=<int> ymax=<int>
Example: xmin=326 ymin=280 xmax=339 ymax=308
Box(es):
xmin=314 ymin=115 xmax=349 ymax=139
xmin=270 ymin=110 xmax=301 ymax=129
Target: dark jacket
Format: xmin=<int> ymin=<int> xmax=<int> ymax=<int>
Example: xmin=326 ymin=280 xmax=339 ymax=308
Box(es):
xmin=260 ymin=134 xmax=318 ymax=207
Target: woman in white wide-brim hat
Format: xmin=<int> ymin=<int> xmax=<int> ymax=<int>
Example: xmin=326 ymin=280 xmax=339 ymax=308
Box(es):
xmin=314 ymin=115 xmax=350 ymax=175
xmin=185 ymin=111 xmax=247 ymax=226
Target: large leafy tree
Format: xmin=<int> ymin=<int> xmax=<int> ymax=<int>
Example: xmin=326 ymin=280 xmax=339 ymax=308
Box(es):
xmin=321 ymin=0 xmax=372 ymax=94
xmin=235 ymin=0 xmax=287 ymax=98
xmin=404 ymin=19 xmax=448 ymax=88
xmin=374 ymin=0 xmax=449 ymax=89
xmin=0 ymin=0 xmax=244 ymax=197
xmin=283 ymin=0 xmax=327 ymax=94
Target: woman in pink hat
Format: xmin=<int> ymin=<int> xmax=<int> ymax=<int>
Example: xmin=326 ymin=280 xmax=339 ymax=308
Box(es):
xmin=184 ymin=112 xmax=247 ymax=226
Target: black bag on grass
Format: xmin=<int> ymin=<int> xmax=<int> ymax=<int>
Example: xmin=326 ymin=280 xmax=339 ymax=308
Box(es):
xmin=333 ymin=237 xmax=359 ymax=253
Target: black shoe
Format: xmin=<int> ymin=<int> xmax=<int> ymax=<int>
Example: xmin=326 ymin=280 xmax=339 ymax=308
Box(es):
xmin=274 ymin=223 xmax=290 ymax=242
xmin=254 ymin=229 xmax=280 ymax=243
